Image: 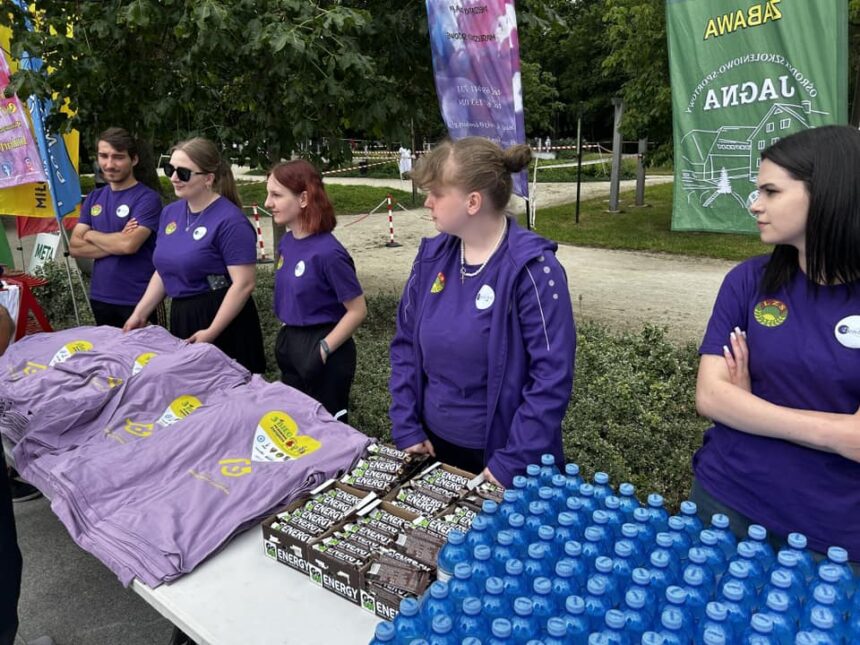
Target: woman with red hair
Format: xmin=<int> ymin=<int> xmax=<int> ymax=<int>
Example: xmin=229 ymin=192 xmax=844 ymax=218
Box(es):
xmin=265 ymin=160 xmax=366 ymax=423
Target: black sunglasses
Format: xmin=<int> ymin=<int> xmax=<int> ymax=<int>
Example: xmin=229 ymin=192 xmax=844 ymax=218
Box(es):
xmin=162 ymin=163 xmax=207 ymax=182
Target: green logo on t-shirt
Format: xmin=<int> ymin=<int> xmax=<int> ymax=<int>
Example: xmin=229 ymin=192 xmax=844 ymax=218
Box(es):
xmin=754 ymin=299 xmax=788 ymax=327
xmin=90 ymin=204 xmax=103 ymax=217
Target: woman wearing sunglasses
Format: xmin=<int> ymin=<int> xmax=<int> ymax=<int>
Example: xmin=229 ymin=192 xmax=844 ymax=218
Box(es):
xmin=123 ymin=137 xmax=266 ymax=373
xmin=695 ymin=126 xmax=860 ymax=564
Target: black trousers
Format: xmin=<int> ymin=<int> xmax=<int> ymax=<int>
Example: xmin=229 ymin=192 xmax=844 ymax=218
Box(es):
xmin=0 ymin=442 xmax=21 ymax=645
xmin=275 ymin=324 xmax=356 ymax=424
xmin=423 ymin=425 xmax=485 ymax=477
xmin=90 ymin=298 xmax=165 ymax=328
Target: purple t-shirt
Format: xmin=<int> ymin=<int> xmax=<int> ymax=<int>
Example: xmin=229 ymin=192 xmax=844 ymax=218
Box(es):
xmin=153 ymin=197 xmax=256 ymax=298
xmin=274 ymin=232 xmax=363 ymax=326
xmin=696 ymin=255 xmax=860 ymax=557
xmin=418 ymin=249 xmax=501 ymax=448
xmin=48 ymin=375 xmax=371 ymax=587
xmin=79 ymin=183 xmax=162 ymax=305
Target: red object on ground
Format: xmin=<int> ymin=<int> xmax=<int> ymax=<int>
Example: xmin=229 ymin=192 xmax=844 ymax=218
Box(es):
xmin=2 ymin=272 xmax=52 ymax=339
xmin=15 ymin=216 xmax=78 ymax=239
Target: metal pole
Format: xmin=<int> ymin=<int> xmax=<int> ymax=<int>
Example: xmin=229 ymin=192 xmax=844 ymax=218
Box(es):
xmin=608 ymin=97 xmax=624 ymax=213
xmin=635 ymin=138 xmax=648 ymax=207
xmin=575 ymin=113 xmax=584 ymax=225
xmin=410 ymin=119 xmax=418 ymax=207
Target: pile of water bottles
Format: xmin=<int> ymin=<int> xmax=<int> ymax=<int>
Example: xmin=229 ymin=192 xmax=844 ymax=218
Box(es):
xmin=368 ymin=455 xmax=858 ymax=644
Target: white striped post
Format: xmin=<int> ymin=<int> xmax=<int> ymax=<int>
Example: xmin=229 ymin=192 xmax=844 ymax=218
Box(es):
xmin=252 ymin=203 xmax=267 ymax=261
xmin=384 ymin=194 xmax=401 ymax=248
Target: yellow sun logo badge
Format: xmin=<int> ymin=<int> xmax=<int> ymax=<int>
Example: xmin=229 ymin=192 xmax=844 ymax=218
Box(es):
xmin=430 ymin=272 xmax=446 ymax=293
xmin=754 ymin=299 xmax=788 ymax=327
xmin=165 ymin=222 xmax=177 ymax=235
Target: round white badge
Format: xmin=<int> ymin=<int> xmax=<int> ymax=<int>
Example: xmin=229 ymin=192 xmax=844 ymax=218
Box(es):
xmin=116 ymin=204 xmax=130 ymax=218
xmin=475 ymin=284 xmax=495 ymax=310
xmin=294 ymin=260 xmax=306 ymax=277
xmin=834 ymin=315 xmax=860 ymax=349
xmin=192 ymin=226 xmax=207 ymax=240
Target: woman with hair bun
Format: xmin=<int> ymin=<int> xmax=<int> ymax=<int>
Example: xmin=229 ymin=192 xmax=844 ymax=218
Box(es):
xmin=124 ymin=137 xmax=266 ymax=373
xmin=389 ymin=137 xmax=575 ymax=486
xmin=265 ymin=160 xmax=366 ymax=423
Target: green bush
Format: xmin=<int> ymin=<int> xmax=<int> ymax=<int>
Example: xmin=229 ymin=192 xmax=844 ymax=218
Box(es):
xmin=32 ymin=261 xmax=95 ymax=328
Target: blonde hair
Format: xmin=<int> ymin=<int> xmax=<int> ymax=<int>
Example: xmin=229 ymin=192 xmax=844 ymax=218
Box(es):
xmin=412 ymin=137 xmax=531 ymax=211
xmin=172 ymin=137 xmax=241 ymax=208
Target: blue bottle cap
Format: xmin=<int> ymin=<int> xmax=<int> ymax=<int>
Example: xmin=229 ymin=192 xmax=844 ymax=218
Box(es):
xmin=764 ymin=590 xmax=789 ymax=612
xmin=527 ymin=543 xmax=545 ymax=559
xmin=588 ymin=635 xmax=610 ymax=645
xmin=667 ymin=516 xmax=685 ymax=531
xmin=584 ymin=527 xmax=602 ymax=542
xmin=818 ymin=564 xmax=841 ymax=583
xmin=650 ymin=550 xmax=669 ymax=568
xmin=546 ymin=617 xmax=567 ymax=638
xmin=592 ymin=510 xmax=608 ymax=524
xmin=769 ymin=570 xmax=791 ymax=589
xmin=699 ymin=529 xmax=718 ymax=546
xmin=812 ymin=584 xmax=836 ymax=605
xmin=776 ymin=550 xmax=798 ymax=567
xmin=680 ymin=500 xmax=697 ymax=516
xmin=655 ymin=532 xmax=673 ymax=548
xmin=552 ymin=474 xmax=566 ymax=488
xmin=705 ymin=601 xmax=727 ymax=621
xmin=566 ymin=496 xmax=583 ymax=511
xmin=528 ymin=501 xmax=545 ymax=516
xmin=750 ymin=613 xmax=773 ymax=634
xmin=661 ymin=607 xmax=683 ymax=630
xmin=736 ymin=541 xmax=755 ymax=558
xmin=619 ymin=482 xmax=635 ymax=496
xmin=474 ymin=544 xmax=491 ymax=561
xmin=429 ymin=580 xmax=448 ymax=598
xmin=508 ymin=512 xmax=525 ymax=528
xmin=471 ymin=515 xmax=488 ymax=531
xmin=579 ymin=483 xmax=594 ymax=497
xmin=747 ymin=524 xmax=767 ymax=541
xmin=565 ymin=463 xmax=580 ymax=476
xmin=721 ymin=580 xmax=744 ymax=601
xmin=527 ymin=464 xmax=541 ymax=477
xmin=399 ymin=596 xmax=419 ymax=615
xmin=555 ymin=560 xmax=574 ymax=577
xmin=631 ymin=567 xmax=650 ymax=585
xmin=787 ymin=532 xmax=807 ymax=549
xmin=594 ymin=471 xmax=609 ymax=485
xmin=541 ymin=453 xmax=555 ymax=466
xmin=432 ymin=614 xmax=453 ymax=634
xmin=710 ymin=513 xmax=729 ymax=529
xmin=557 ymin=511 xmax=575 ymax=527
xmin=447 ymin=529 xmax=465 ymax=545
xmin=513 ymin=597 xmax=533 ymax=616
xmin=594 ymin=556 xmax=613 ymax=573
xmin=621 ymin=523 xmax=639 ymax=539
xmin=604 ymin=495 xmax=620 ymax=510
xmin=586 ymin=577 xmax=607 ymax=595
xmin=565 ymin=594 xmax=586 ymax=614
xmin=641 ymin=632 xmax=665 ymax=645
xmin=647 ymin=493 xmax=664 ymax=508
xmin=605 ymin=609 xmax=626 ymax=629
xmin=795 ymin=634 xmax=821 ymax=645
xmin=614 ymin=540 xmax=633 ymax=557
xmin=688 ymin=547 xmax=707 ymax=564
xmin=665 ymin=585 xmax=686 ymax=605
xmin=374 ymin=621 xmax=395 ymax=641
xmin=633 ymin=507 xmax=650 ymax=522
xmin=683 ymin=567 xmax=704 ymax=586
xmin=727 ymin=561 xmax=749 ymax=578
xmin=538 ymin=525 xmax=555 ymax=541
xmin=533 ymin=577 xmax=552 ymax=595
xmin=702 ymin=628 xmax=727 ymax=645
xmin=538 ymin=487 xmax=554 ymax=501
xmin=482 ymin=500 xmax=498 ymax=514
xmin=497 ymin=529 xmax=514 ymax=546
xmin=503 ymin=489 xmax=520 ymax=504
xmin=491 ymin=618 xmax=512 ymax=638
xmin=810 ymin=607 xmax=834 ymax=630
xmin=826 ymin=546 xmax=848 ymax=564
xmin=512 ymin=475 xmax=528 ymax=490
xmin=462 ymin=597 xmax=482 ymax=616
xmin=625 ymin=588 xmax=646 ymax=609
xmin=485 ymin=575 xmax=504 ymax=594
xmin=454 ymin=562 xmax=472 ymax=579
xmin=505 ymin=558 xmax=524 ymax=575
xmin=564 ymin=540 xmax=583 ymax=557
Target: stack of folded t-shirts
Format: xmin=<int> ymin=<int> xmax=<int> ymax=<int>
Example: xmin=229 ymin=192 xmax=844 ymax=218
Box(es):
xmin=0 ymin=326 xmax=184 ymax=445
xmin=17 ymin=342 xmax=252 ymax=493
xmin=47 ymin=375 xmax=371 ymax=587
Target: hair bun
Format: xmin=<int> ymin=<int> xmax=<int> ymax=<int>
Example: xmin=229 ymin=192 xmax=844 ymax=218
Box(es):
xmin=503 ymin=144 xmax=532 ymax=173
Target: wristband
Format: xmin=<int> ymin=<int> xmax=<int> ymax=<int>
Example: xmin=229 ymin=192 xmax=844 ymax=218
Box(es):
xmin=319 ymin=339 xmax=331 ymax=359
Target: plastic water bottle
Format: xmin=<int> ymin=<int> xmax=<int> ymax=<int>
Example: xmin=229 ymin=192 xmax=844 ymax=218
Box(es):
xmin=482 ymin=576 xmax=510 ymax=621
xmin=502 ymin=558 xmax=528 ymax=598
xmin=531 ymin=576 xmax=558 ymax=622
xmin=524 ymin=464 xmax=542 ymax=501
xmin=800 ymin=584 xmax=842 ymax=635
xmin=393 ymin=597 xmax=425 ymax=643
xmin=645 ymin=493 xmax=669 ymax=533
xmin=584 ymin=576 xmax=612 ymax=631
xmin=660 ymin=586 xmax=695 ymax=637
xmin=617 ymin=482 xmax=640 ymax=520
xmin=657 ymin=606 xmax=691 ymax=645
xmin=758 ymin=589 xmax=797 ymax=645
xmin=543 ymin=616 xmax=572 ymax=645
xmin=745 ymin=525 xmax=776 ymax=572
xmin=510 ymin=597 xmax=540 ymax=643
xmin=797 ymin=608 xmax=842 ymax=645
xmin=506 ymin=513 xmax=530 ymax=557
xmin=581 ymin=526 xmax=609 ymax=572
xmin=698 ymin=529 xmax=728 ymax=577
xmin=632 ymin=507 xmax=657 ymax=551
xmin=592 ymin=556 xmax=622 ymax=606
xmin=809 ymin=564 xmax=850 ymax=616
xmin=429 ymin=614 xmax=458 ymax=645
xmin=621 ymin=588 xmax=650 ymax=641
xmin=523 ymin=542 xmax=552 ymax=582
xmin=665 ymin=518 xmax=692 ymax=564
xmin=602 ymin=495 xmax=625 ymax=538
xmin=550 ymin=474 xmax=568 ymax=510
xmin=561 ymin=595 xmax=590 ymax=645
xmin=619 ymin=523 xmax=646 ymax=566
xmin=680 ymin=566 xmax=710 ymax=624
xmin=565 ymin=462 xmax=584 ymax=494
xmin=611 ymin=539 xmax=636 ymax=589
xmin=720 ymin=560 xmax=757 ymax=603
xmin=708 ymin=514 xmax=737 ymax=559
xmin=450 ymin=562 xmax=479 ymax=609
xmin=481 ymin=499 xmax=503 ymax=533
xmin=564 ymin=496 xmax=590 ymax=536
xmin=488 ymin=618 xmax=515 ymax=645
xmin=685 ymin=547 xmax=717 ymax=591
xmin=493 ymin=530 xmax=519 ymax=571
xmin=461 ymin=639 xmax=482 ymax=645
xmin=741 ymin=613 xmax=778 ymax=644
xmin=640 ymin=631 xmax=667 ymax=645
xmin=677 ymin=500 xmax=704 ymax=538
xmin=555 ymin=511 xmax=580 ymax=551
xmin=759 ymin=570 xmax=800 ymax=617
xmin=595 ymin=609 xmax=630 ymax=644
xmin=551 ymin=560 xmax=577 ymax=600
xmin=588 ymin=510 xmax=614 ymax=549
xmin=628 ymin=567 xmax=659 ymax=621
xmin=500 ymin=488 xmax=527 ymax=523
xmin=456 ymin=597 xmax=487 ymax=642
xmin=539 ymin=487 xmax=561 ymax=517
xmin=592 ymin=472 xmax=614 ymax=506
xmin=437 ymin=529 xmax=469 ymax=582
xmin=697 ymin=601 xmax=733 ymax=645
xmin=525 ymin=501 xmax=550 ymax=541
xmin=471 ymin=544 xmax=495 ymax=590
xmin=770 ymin=550 xmax=805 ymax=603
xmin=369 ymin=620 xmax=396 ymax=645
xmin=818 ymin=546 xmax=855 ymax=600
xmin=848 ymin=597 xmax=860 ymax=642
xmin=719 ymin=579 xmax=755 ymax=641
xmin=559 ymin=540 xmax=589 ymax=587
xmin=784 ymin=532 xmax=815 ymax=583
xmin=578 ymin=483 xmax=598 ymax=516
xmin=467 ymin=515 xmax=494 ymax=551
xmin=651 ymin=532 xmax=682 ymax=579
xmin=730 ymin=541 xmax=767 ymax=591
xmin=540 ymin=453 xmax=560 ymax=485
xmin=647 ymin=550 xmax=677 ymax=599
xmin=421 ymin=580 xmax=455 ymax=622
xmin=537 ymin=524 xmax=561 ymax=561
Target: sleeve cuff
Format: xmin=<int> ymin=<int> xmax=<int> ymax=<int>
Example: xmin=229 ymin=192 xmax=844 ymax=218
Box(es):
xmin=392 ymin=427 xmax=428 ymax=450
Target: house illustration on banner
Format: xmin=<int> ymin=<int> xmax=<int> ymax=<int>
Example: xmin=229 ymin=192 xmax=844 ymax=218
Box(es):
xmin=680 ymin=101 xmax=829 ymax=208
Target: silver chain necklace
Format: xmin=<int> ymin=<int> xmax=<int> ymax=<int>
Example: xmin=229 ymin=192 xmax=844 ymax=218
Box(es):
xmin=460 ymin=217 xmax=508 ymax=284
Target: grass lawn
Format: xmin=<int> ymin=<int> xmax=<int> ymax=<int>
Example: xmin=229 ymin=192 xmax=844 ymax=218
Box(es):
xmin=236 ymin=181 xmax=416 ymax=216
xmin=527 ymin=181 xmax=771 ymax=262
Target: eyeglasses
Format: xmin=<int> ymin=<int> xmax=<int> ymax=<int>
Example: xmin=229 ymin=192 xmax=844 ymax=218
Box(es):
xmin=162 ymin=163 xmax=207 ymax=182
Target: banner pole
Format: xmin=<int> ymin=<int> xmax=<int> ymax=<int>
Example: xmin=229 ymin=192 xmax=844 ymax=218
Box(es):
xmin=57 ymin=225 xmax=83 ymax=326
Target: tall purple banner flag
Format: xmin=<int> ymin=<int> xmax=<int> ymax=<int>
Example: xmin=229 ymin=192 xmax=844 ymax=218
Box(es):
xmin=0 ymin=53 xmax=46 ymax=189
xmin=426 ymin=0 xmax=528 ymax=199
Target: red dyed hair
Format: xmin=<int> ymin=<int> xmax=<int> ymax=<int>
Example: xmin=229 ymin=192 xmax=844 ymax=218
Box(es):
xmin=268 ymin=160 xmax=336 ymax=234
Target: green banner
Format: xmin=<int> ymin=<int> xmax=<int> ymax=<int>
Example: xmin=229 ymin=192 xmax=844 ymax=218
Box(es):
xmin=667 ymin=0 xmax=848 ymax=232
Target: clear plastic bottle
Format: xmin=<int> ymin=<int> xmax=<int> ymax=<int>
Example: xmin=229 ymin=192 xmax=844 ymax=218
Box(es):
xmin=550 ymin=474 xmax=569 ymax=512
xmin=551 ymin=560 xmax=577 ymax=600
xmin=659 ymin=585 xmax=695 ymax=637
xmin=619 ymin=522 xmax=646 ymax=566
xmin=684 ymin=547 xmax=716 ymax=591
xmin=758 ymin=589 xmax=797 ymax=645
xmin=578 ymin=483 xmax=598 ymax=516
xmin=471 ymin=544 xmax=495 ymax=590
xmin=632 ymin=507 xmax=657 ymax=551
xmin=588 ymin=511 xmax=614 ymax=555
xmin=718 ymin=579 xmax=755 ymax=642
xmin=696 ymin=601 xmax=733 ymax=645
xmin=592 ymin=472 xmax=614 ymax=506
xmin=565 ymin=463 xmax=584 ymax=495
xmin=719 ymin=560 xmax=756 ymax=604
xmin=645 ymin=493 xmax=669 ymax=533
xmin=450 ymin=562 xmax=479 ymax=610
xmin=369 ymin=620 xmax=396 ymax=645
xmin=647 ymin=549 xmax=677 ymax=600
xmin=800 ymin=583 xmax=842 ymax=635
xmin=611 ymin=539 xmax=637 ymax=589
xmin=617 ymin=482 xmax=640 ymax=520
xmin=769 ymin=550 xmax=805 ymax=604
xmin=437 ymin=529 xmax=469 ymax=582
xmin=582 ymin=526 xmax=610 ymax=573
xmin=656 ymin=606 xmax=691 ymax=645
xmin=628 ymin=567 xmax=659 ymax=622
xmin=759 ymin=570 xmax=801 ymax=618
xmin=602 ymin=495 xmax=625 ymax=539
xmin=595 ymin=608 xmax=631 ymax=645
xmin=730 ymin=541 xmax=767 ymax=592
xmin=564 ymin=496 xmax=590 ymax=536
xmin=537 ymin=524 xmax=561 ymax=561
xmin=502 ymin=558 xmax=528 ymax=599
xmin=421 ymin=580 xmax=455 ymax=623
xmin=493 ymin=530 xmax=520 ymax=572
xmin=584 ymin=576 xmax=612 ymax=632
xmin=488 ymin=617 xmax=515 ymax=645
xmin=539 ymin=486 xmax=562 ymax=518
xmin=456 ymin=597 xmax=487 ymax=643
xmin=697 ymin=529 xmax=728 ymax=578
xmin=559 ymin=540 xmax=589 ymax=587
xmin=708 ymin=514 xmax=737 ymax=560
xmin=797 ymin=608 xmax=842 ymax=645
xmin=784 ymin=532 xmax=815 ymax=583
xmin=818 ymin=546 xmax=855 ymax=601
xmin=540 ymin=453 xmax=560 ymax=486
xmin=542 ymin=616 xmax=572 ymax=645
xmin=500 ymin=488 xmax=527 ymax=523
xmin=680 ymin=566 xmax=709 ymax=625
xmin=592 ymin=556 xmax=622 ymax=607
xmin=523 ymin=542 xmax=552 ymax=582
xmin=481 ymin=499 xmax=503 ymax=534
xmin=745 ymin=525 xmax=776 ymax=573
xmin=393 ymin=597 xmax=425 ymax=644
xmin=677 ymin=500 xmax=704 ymax=539
xmin=740 ymin=613 xmax=779 ymax=645
xmin=555 ymin=511 xmax=580 ymax=552
xmin=510 ymin=597 xmax=540 ymax=643
xmin=524 ymin=464 xmax=542 ymax=501
xmin=429 ymin=614 xmax=458 ymax=645
xmin=808 ymin=564 xmax=850 ymax=616
xmin=531 ymin=576 xmax=558 ymax=622
xmin=621 ymin=588 xmax=650 ymax=642
xmin=506 ymin=513 xmax=530 ymax=556
xmin=651 ymin=532 xmax=683 ymax=579
xmin=561 ymin=595 xmax=590 ymax=645
xmin=665 ymin=517 xmax=692 ymax=565
xmin=466 ymin=515 xmax=494 ymax=552
xmin=482 ymin=576 xmax=510 ymax=622
xmin=525 ymin=501 xmax=550 ymax=542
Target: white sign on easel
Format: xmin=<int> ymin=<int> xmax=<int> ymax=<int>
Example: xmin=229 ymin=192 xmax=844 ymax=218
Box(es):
xmin=28 ymin=232 xmax=60 ymax=275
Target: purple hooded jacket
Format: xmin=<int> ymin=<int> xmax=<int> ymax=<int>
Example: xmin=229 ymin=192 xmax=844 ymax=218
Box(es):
xmin=389 ymin=217 xmax=575 ymax=486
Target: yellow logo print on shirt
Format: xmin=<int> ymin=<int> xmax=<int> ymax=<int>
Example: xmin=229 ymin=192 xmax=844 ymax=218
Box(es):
xmin=754 ymin=299 xmax=788 ymax=327
xmin=219 ymin=458 xmax=253 ymax=477
xmin=90 ymin=205 xmax=103 ymax=217
xmin=156 ymin=395 xmax=202 ymax=427
xmin=49 ymin=340 xmax=94 ymax=366
xmin=124 ymin=419 xmax=154 ymax=438
xmin=251 ymin=410 xmax=320 ymax=462
xmin=430 ymin=272 xmax=446 ymax=293
xmin=132 ymin=352 xmax=157 ymax=375
xmin=165 ymin=221 xmax=177 ymax=235
xmin=276 ymin=256 xmax=284 ymax=270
